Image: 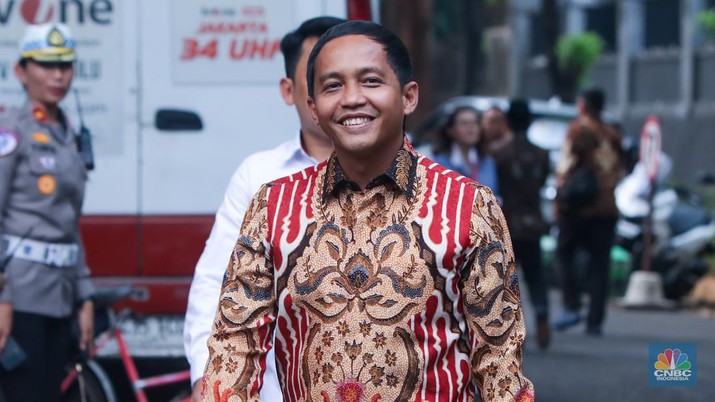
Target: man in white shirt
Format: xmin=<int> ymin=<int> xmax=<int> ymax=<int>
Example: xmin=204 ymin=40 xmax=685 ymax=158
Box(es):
xmin=184 ymin=16 xmax=346 ymax=401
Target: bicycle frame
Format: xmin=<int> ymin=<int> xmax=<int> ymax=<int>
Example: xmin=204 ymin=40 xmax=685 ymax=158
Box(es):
xmin=61 ymin=307 xmax=191 ymax=402
xmin=113 ymin=326 xmax=191 ymax=402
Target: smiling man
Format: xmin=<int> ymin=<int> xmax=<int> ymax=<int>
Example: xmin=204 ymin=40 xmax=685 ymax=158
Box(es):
xmin=202 ymin=21 xmax=534 ymax=402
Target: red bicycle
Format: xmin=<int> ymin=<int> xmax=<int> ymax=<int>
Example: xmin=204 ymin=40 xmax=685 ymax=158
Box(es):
xmin=59 ymin=286 xmax=192 ymax=402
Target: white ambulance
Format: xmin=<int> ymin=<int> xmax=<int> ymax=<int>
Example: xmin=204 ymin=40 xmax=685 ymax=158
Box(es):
xmin=0 ymin=0 xmax=372 ymax=318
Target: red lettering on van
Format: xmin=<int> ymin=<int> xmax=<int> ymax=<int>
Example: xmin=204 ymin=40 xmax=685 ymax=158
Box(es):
xmin=20 ymin=0 xmax=54 ymax=24
xmin=229 ymin=39 xmax=280 ymax=60
xmin=240 ymin=6 xmax=264 ymax=17
xmin=198 ymin=21 xmax=267 ymax=34
xmin=180 ymin=38 xmax=218 ymax=60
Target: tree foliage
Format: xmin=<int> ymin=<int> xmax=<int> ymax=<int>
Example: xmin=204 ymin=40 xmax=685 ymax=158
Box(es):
xmin=556 ymin=32 xmax=605 ymax=87
xmin=698 ymin=8 xmax=715 ymax=41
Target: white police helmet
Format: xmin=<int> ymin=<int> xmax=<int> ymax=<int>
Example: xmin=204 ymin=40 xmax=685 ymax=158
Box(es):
xmin=19 ymin=23 xmax=76 ymax=62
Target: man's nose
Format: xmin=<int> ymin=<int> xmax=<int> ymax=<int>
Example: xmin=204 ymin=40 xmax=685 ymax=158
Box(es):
xmin=340 ymin=82 xmax=367 ymax=107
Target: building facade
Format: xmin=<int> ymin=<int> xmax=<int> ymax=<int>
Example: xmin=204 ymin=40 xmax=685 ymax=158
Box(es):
xmin=511 ymin=0 xmax=715 ymax=184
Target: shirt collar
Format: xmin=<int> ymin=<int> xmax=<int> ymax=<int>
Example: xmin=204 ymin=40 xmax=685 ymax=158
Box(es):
xmin=322 ymin=136 xmax=418 ymax=201
xmin=21 ymin=99 xmax=71 ymax=142
xmin=21 ymin=100 xmax=49 ymax=124
xmin=278 ymin=130 xmax=319 ymax=170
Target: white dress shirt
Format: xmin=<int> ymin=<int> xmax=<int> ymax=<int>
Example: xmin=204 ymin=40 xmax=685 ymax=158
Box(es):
xmin=183 ymin=133 xmax=318 ymax=399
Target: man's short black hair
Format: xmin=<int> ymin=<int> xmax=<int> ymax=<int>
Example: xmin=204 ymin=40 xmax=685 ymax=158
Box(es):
xmin=580 ymin=88 xmax=605 ymax=114
xmin=306 ymin=20 xmax=414 ymax=99
xmin=280 ymin=16 xmax=346 ymax=80
xmin=506 ymin=99 xmax=532 ymax=133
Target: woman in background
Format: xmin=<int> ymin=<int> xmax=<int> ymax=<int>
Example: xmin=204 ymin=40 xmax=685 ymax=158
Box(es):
xmin=431 ymin=106 xmax=499 ymax=196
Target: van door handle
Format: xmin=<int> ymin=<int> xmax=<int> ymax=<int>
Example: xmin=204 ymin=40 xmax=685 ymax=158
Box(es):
xmin=154 ymin=109 xmax=203 ymax=131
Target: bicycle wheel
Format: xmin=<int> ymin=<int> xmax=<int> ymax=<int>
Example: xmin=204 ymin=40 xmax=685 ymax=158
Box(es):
xmin=60 ymin=360 xmax=116 ymax=402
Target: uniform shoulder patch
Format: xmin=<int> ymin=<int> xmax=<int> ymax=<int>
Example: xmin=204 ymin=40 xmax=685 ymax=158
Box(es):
xmin=0 ymin=128 xmax=20 ymax=157
xmin=32 ymin=132 xmax=52 ymax=144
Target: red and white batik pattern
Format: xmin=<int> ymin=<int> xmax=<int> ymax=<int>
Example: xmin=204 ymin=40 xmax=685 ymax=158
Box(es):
xmin=202 ymin=140 xmax=535 ymax=402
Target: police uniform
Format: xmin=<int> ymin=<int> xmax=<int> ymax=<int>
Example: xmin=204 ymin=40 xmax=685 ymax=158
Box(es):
xmin=0 ymin=23 xmax=93 ymax=402
xmin=0 ymin=102 xmax=93 ymax=315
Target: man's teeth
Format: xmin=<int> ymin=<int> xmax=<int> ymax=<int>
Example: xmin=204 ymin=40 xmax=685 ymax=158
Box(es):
xmin=342 ymin=117 xmax=370 ymax=126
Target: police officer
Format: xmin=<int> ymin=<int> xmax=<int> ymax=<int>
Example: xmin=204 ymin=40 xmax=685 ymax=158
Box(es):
xmin=0 ymin=23 xmax=94 ymax=402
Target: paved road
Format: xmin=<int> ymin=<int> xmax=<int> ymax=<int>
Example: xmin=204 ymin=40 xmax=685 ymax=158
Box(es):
xmin=99 ymin=290 xmax=714 ymax=402
xmin=521 ymin=291 xmax=714 ymax=402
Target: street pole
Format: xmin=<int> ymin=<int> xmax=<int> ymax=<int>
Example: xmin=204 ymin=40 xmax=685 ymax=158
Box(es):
xmin=640 ymin=176 xmax=656 ymax=272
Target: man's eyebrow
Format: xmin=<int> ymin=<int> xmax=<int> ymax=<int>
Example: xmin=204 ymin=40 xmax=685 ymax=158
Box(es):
xmin=317 ymin=71 xmax=342 ymax=83
xmin=317 ymin=66 xmax=387 ymax=83
xmin=356 ymin=66 xmax=385 ymax=76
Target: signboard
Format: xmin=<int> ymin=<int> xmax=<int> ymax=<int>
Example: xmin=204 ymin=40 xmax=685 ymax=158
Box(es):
xmin=640 ymin=115 xmax=662 ymax=182
xmin=172 ymin=0 xmax=295 ymax=84
xmin=0 ymin=0 xmax=123 ymax=156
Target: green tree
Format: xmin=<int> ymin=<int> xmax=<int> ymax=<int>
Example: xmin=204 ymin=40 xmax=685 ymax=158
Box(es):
xmin=555 ymin=32 xmax=605 ymax=98
xmin=698 ymin=8 xmax=715 ymax=42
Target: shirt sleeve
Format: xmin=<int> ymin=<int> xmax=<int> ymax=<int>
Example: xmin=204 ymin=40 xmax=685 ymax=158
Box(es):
xmin=462 ymin=186 xmax=535 ymax=402
xmin=184 ymin=161 xmax=254 ymax=384
xmin=201 ymin=185 xmax=276 ymax=402
xmin=0 ymin=125 xmax=20 ymax=303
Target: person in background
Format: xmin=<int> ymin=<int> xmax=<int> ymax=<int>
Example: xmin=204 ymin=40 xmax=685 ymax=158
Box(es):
xmin=0 ymin=23 xmax=94 ymax=402
xmin=552 ymin=88 xmax=623 ymax=336
xmin=491 ymin=99 xmax=551 ymax=349
xmin=201 ymin=20 xmax=534 ymax=402
xmin=481 ymin=106 xmax=511 ymax=155
xmin=431 ymin=105 xmax=499 ymax=196
xmin=182 ymin=16 xmax=346 ymax=402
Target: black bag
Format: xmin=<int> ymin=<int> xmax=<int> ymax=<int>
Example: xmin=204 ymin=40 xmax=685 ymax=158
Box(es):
xmin=558 ymin=164 xmax=598 ymax=210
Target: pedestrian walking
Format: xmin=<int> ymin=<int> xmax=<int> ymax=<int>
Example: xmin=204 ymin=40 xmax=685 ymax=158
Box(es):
xmin=552 ymin=88 xmax=623 ymax=336
xmin=0 ymin=23 xmax=95 ymax=402
xmin=431 ymin=106 xmax=499 ymax=196
xmin=182 ymin=16 xmax=346 ymax=402
xmin=201 ymin=20 xmax=534 ymax=401
xmin=492 ymin=99 xmax=552 ymax=349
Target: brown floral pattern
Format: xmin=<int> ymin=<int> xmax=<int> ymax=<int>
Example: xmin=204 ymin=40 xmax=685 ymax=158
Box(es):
xmin=202 ymin=139 xmax=534 ymax=401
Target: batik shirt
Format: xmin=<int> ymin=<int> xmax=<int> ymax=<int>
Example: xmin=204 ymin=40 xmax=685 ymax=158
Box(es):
xmin=202 ymin=139 xmax=535 ymax=402
xmin=555 ymin=117 xmax=623 ymax=219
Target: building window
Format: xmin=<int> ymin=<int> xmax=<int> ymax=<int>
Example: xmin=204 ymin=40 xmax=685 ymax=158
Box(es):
xmin=586 ymin=3 xmax=617 ymax=53
xmin=644 ymin=0 xmax=680 ymax=48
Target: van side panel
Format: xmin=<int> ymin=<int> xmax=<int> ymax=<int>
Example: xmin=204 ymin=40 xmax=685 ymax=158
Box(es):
xmin=1 ymin=0 xmax=348 ymax=316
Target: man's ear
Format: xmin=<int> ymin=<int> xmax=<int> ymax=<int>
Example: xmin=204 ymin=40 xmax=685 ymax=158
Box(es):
xmin=402 ymin=81 xmax=419 ymax=116
xmin=307 ymin=96 xmax=320 ymax=126
xmin=279 ymin=77 xmax=295 ymax=106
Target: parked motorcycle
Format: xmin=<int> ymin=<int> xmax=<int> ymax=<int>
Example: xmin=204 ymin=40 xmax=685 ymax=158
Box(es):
xmin=615 ymin=151 xmax=715 ymax=301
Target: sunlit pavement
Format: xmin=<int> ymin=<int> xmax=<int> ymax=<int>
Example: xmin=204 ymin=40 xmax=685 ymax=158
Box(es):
xmin=521 ymin=290 xmax=715 ymax=402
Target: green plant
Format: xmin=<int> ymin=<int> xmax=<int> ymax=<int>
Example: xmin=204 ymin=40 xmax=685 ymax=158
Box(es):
xmin=555 ymin=32 xmax=605 ymax=87
xmin=698 ymin=8 xmax=715 ymax=41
